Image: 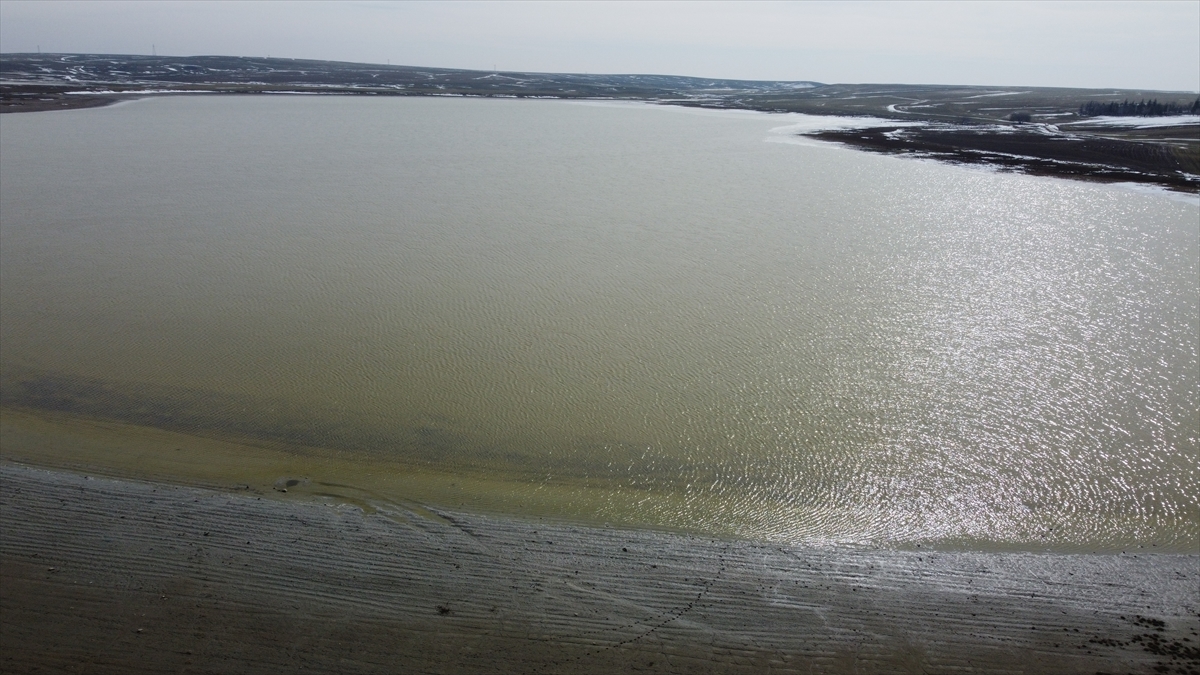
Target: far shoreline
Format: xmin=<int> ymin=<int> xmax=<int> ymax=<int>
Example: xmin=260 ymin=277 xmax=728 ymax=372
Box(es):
xmin=3 ymin=86 xmax=1197 ymax=194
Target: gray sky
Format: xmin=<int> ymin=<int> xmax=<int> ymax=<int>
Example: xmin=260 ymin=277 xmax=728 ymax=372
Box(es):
xmin=2 ymin=1 xmax=1197 ymax=92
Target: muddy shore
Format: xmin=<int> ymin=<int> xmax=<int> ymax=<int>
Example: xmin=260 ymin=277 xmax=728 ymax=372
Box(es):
xmin=806 ymin=125 xmax=1200 ymax=192
xmin=1 ymin=462 xmax=1196 ymax=674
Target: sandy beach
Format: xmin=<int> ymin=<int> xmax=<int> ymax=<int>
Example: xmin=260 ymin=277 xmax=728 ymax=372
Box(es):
xmin=1 ymin=462 xmax=1196 ymax=674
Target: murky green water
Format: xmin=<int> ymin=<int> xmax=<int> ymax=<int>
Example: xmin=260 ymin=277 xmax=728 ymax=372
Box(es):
xmin=1 ymin=96 xmax=1196 ymax=550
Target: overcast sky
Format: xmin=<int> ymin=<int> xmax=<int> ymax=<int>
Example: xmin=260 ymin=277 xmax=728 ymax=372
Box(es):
xmin=2 ymin=1 xmax=1197 ymax=92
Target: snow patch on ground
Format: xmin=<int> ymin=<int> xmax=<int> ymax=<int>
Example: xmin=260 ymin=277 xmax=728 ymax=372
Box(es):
xmin=766 ymin=114 xmax=926 ymax=149
xmin=1065 ymin=115 xmax=1200 ymax=128
xmin=962 ymin=91 xmax=1030 ymax=99
xmin=769 ymin=115 xmax=923 ymax=135
xmin=64 ymin=89 xmax=216 ymax=95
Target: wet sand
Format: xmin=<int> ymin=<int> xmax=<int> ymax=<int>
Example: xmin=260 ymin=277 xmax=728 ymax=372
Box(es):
xmin=1 ymin=462 xmax=1196 ymax=674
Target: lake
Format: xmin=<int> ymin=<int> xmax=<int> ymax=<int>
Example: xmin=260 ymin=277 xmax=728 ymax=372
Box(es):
xmin=1 ymin=96 xmax=1196 ymax=551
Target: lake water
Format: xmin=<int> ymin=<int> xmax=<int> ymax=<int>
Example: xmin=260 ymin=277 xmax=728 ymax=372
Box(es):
xmin=1 ymin=96 xmax=1196 ymax=551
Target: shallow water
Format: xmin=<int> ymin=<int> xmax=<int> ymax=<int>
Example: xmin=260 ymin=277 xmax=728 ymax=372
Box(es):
xmin=1 ymin=96 xmax=1196 ymax=550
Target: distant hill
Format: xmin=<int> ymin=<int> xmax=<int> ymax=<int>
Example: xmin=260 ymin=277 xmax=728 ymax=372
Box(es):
xmin=0 ymin=53 xmax=820 ymax=100
xmin=5 ymin=53 xmax=1194 ymax=124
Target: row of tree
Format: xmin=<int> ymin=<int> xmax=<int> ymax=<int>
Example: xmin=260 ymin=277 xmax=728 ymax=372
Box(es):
xmin=1078 ymin=98 xmax=1200 ymax=117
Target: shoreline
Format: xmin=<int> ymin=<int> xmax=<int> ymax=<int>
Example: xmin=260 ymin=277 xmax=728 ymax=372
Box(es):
xmin=804 ymin=125 xmax=1199 ymax=193
xmin=5 ymin=88 xmax=1196 ymax=194
xmin=2 ymin=461 xmax=1197 ymax=673
xmin=4 ymin=53 xmax=1196 ymax=193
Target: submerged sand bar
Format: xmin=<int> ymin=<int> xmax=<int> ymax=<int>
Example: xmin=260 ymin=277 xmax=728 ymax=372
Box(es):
xmin=1 ymin=462 xmax=1196 ymax=674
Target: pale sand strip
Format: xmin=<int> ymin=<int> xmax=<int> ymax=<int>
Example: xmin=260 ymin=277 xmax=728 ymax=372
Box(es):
xmin=1 ymin=462 xmax=1196 ymax=674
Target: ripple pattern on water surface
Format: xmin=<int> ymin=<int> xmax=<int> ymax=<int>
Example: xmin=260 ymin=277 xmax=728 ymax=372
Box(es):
xmin=1 ymin=96 xmax=1196 ymax=551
